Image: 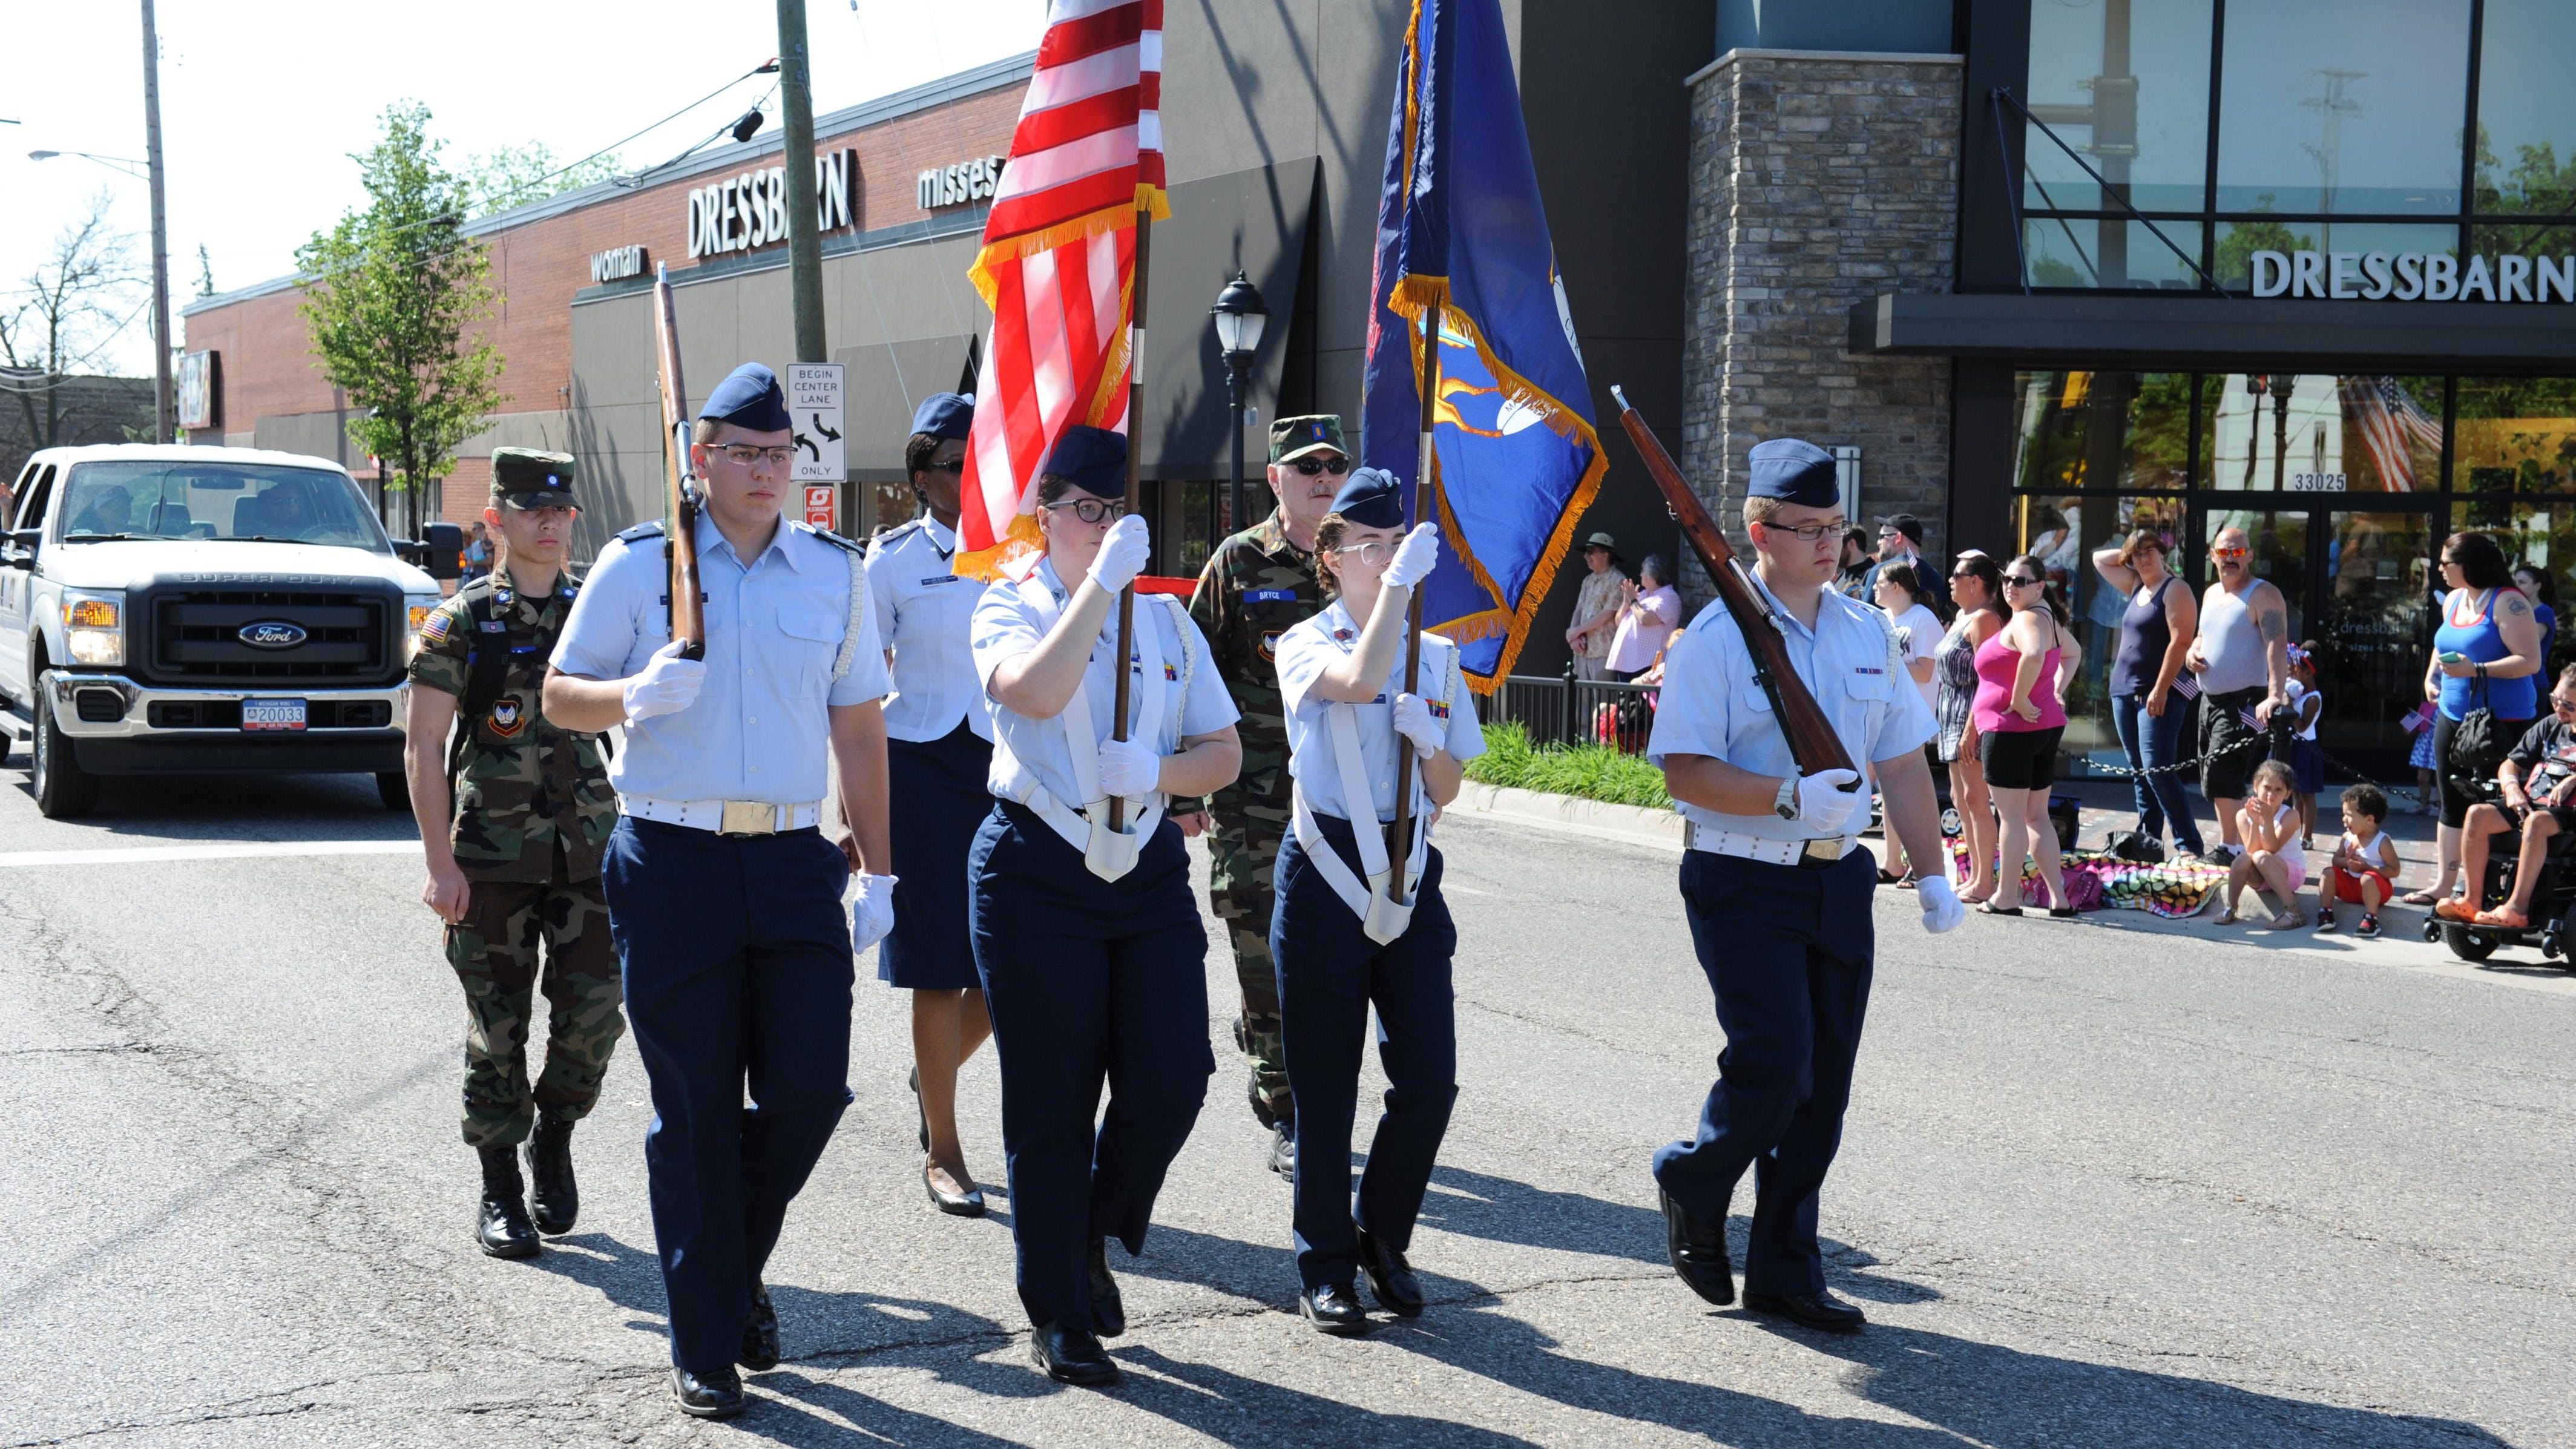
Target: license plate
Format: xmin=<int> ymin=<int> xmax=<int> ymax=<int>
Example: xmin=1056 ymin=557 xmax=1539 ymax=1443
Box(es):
xmin=242 ymin=698 xmax=307 ymax=732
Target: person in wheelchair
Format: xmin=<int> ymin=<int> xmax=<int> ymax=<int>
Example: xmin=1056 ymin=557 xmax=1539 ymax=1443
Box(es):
xmin=2439 ymin=666 xmax=2576 ymax=930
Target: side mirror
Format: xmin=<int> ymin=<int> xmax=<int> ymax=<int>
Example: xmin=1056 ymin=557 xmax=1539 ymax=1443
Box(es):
xmin=2 ymin=528 xmax=36 ymax=570
xmin=416 ymin=522 xmax=465 ymax=580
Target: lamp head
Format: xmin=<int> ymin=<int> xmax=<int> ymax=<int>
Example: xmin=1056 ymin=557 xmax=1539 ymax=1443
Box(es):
xmin=28 ymin=150 xmax=58 ymax=161
xmin=1210 ymin=269 xmax=1268 ymax=359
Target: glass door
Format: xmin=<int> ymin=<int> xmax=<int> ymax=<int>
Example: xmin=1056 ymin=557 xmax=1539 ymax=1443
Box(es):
xmin=2316 ymin=508 xmax=2437 ymax=774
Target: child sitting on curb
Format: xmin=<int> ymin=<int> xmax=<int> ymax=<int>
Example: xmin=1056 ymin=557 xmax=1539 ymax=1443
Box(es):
xmin=2217 ymin=759 xmax=2306 ymax=930
xmin=2318 ymin=783 xmax=2400 ymax=939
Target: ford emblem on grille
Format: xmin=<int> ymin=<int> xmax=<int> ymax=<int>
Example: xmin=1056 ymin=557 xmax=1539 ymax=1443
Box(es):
xmin=237 ymin=621 xmax=309 ymax=649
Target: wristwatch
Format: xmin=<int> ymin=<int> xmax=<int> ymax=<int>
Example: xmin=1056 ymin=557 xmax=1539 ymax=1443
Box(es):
xmin=1774 ymin=776 xmax=1801 ymax=821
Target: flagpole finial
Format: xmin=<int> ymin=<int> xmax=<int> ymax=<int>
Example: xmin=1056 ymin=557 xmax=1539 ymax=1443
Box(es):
xmin=1610 ymin=384 xmax=1631 ymax=410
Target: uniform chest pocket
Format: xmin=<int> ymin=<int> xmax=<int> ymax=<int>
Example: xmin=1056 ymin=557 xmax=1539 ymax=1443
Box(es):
xmin=776 ymin=608 xmax=846 ymax=682
xmin=1845 ymin=667 xmax=1894 ymax=702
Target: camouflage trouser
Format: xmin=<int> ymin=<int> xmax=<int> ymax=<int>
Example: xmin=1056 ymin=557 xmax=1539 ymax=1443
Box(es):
xmin=444 ymin=877 xmax=625 ymax=1149
xmin=1209 ymin=807 xmax=1292 ymax=1126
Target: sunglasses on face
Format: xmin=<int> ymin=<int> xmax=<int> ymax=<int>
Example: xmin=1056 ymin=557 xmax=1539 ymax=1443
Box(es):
xmin=923 ymin=458 xmax=966 ymax=475
xmin=1291 ymin=456 xmax=1350 ymax=476
xmin=2002 ymin=574 xmax=2042 ymax=587
xmin=1043 ymin=498 xmax=1125 ymax=525
xmin=2212 ymin=546 xmax=2250 ymax=560
xmin=2554 ymin=694 xmax=2576 ymax=716
xmin=718 ymin=444 xmax=795 ymax=467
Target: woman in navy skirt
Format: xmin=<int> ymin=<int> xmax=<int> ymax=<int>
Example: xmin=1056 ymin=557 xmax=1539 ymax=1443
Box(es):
xmin=864 ymin=394 xmax=996 ymax=1215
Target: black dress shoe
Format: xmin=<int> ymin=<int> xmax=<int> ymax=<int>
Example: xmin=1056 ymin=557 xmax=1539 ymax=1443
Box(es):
xmin=1659 ymin=1189 xmax=1732 ymax=1305
xmin=923 ymin=1162 xmax=987 ymax=1217
xmin=1031 ymin=1321 xmax=1120 ymax=1385
xmin=525 ymin=1117 xmax=579 ymax=1236
xmin=1355 ymin=1226 xmax=1424 ymax=1317
xmin=1086 ymin=1238 xmax=1126 ymax=1338
xmin=1298 ymin=1283 xmax=1371 ymax=1336
xmin=737 ymin=1281 xmax=780 ymax=1372
xmin=1267 ymin=1120 xmax=1297 ymax=1178
xmin=671 ymin=1365 xmax=746 ymax=1419
xmin=475 ymin=1145 xmax=539 ymax=1259
xmin=1742 ymin=1289 xmax=1868 ymax=1332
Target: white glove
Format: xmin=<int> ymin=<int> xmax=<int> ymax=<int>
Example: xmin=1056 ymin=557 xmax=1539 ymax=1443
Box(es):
xmin=1391 ymin=692 xmax=1442 ymax=760
xmin=622 ymin=640 xmax=706 ymax=722
xmin=1385 ymin=522 xmax=1441 ymax=590
xmin=852 ymin=872 xmax=899 ymax=953
xmin=1087 ymin=514 xmax=1151 ymax=593
xmin=1916 ymin=874 xmax=1965 ymax=935
xmin=1097 ymin=736 xmax=1161 ymax=799
xmin=1795 ymin=767 xmax=1866 ymax=834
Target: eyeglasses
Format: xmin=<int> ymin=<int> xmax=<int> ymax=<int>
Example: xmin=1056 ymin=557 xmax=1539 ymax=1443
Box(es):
xmin=2212 ymin=546 xmax=2250 ymax=560
xmin=2001 ymin=573 xmax=2042 ymax=587
xmin=1332 ymin=540 xmax=1397 ymax=567
xmin=2554 ymin=694 xmax=2576 ymax=716
xmin=1042 ymin=498 xmax=1125 ymax=525
xmin=924 ymin=459 xmax=966 ymax=475
xmin=2440 ymin=555 xmax=2462 ymax=567
xmin=1763 ymin=518 xmax=1850 ymax=544
xmin=717 ymin=444 xmax=795 ymax=467
xmin=1290 ymin=456 xmax=1351 ymax=476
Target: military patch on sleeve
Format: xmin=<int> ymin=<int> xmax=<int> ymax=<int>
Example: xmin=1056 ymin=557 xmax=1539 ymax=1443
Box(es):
xmin=486 ymin=699 xmax=526 ymax=737
xmin=419 ymin=611 xmax=452 ymax=644
xmin=1259 ymin=629 xmax=1283 ymax=662
xmin=1333 ymin=628 xmax=1356 ymax=642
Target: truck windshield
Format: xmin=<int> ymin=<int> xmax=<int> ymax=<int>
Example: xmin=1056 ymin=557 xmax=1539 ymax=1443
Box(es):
xmin=57 ymin=461 xmax=393 ymax=552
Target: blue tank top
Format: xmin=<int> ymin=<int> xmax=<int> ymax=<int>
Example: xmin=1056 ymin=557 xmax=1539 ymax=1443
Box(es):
xmin=2434 ymin=588 xmax=2540 ymax=721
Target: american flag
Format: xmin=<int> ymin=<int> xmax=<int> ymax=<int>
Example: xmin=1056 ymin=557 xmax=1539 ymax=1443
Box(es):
xmin=2339 ymin=375 xmax=2443 ymax=493
xmin=956 ymin=0 xmax=1168 ymax=579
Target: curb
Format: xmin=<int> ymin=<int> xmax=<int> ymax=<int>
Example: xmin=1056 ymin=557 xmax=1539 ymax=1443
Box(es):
xmin=1447 ymin=781 xmax=1685 ymax=852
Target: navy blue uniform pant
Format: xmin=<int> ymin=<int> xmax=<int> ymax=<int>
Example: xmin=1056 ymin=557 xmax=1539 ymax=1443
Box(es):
xmin=1652 ymin=847 xmax=1874 ymax=1297
xmin=602 ymin=818 xmax=854 ymax=1376
xmin=1270 ymin=815 xmax=1459 ymax=1291
xmin=970 ymin=801 xmax=1215 ymax=1333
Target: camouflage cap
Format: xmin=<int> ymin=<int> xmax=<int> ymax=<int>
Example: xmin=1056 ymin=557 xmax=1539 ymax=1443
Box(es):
xmin=1267 ymin=414 xmax=1347 ymax=465
xmin=490 ymin=447 xmax=579 ymax=510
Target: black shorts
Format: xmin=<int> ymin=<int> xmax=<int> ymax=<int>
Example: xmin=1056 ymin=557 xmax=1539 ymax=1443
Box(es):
xmin=1978 ymin=725 xmax=2063 ymax=792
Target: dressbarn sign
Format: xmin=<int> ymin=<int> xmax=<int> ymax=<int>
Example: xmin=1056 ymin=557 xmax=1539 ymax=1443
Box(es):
xmin=2249 ymin=248 xmax=2576 ymax=302
xmin=686 ymin=150 xmax=858 ymax=260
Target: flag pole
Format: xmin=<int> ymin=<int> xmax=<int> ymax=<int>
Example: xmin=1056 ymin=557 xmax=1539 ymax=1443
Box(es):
xmin=1108 ymin=208 xmax=1151 ymax=833
xmin=1388 ymin=303 xmax=1436 ymax=904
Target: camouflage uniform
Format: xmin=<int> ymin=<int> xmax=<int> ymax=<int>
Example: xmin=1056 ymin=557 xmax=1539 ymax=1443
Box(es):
xmin=1190 ymin=508 xmax=1323 ymax=1128
xmin=409 ymin=574 xmax=624 ymax=1149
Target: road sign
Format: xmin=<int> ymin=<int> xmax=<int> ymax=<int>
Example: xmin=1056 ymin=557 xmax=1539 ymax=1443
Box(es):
xmin=787 ymin=363 xmax=845 ymax=482
xmin=804 ymin=485 xmax=837 ymax=531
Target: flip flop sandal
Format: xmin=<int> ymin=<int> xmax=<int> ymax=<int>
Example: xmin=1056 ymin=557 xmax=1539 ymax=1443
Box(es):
xmin=2048 ymin=906 xmax=2078 ymax=918
xmin=1977 ymin=901 xmax=2023 ymax=916
xmin=1876 ymin=869 xmax=1902 ymax=885
xmin=1896 ymin=872 xmax=1924 ymax=890
xmin=2399 ymin=889 xmax=2441 ymax=906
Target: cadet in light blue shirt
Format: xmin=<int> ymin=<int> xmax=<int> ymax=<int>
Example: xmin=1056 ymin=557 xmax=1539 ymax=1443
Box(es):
xmin=964 ymin=424 xmax=1240 ymax=1388
xmin=865 ymin=392 xmax=998 ymax=1220
xmin=540 ymin=362 xmax=892 ymax=1422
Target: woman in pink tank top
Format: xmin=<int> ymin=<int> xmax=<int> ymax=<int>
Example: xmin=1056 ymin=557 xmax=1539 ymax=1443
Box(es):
xmin=1972 ymin=554 xmax=2083 ymax=915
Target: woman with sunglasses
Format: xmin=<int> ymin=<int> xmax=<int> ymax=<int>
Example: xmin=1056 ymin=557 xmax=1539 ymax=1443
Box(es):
xmin=967 ymin=424 xmax=1244 ymax=1385
xmin=2407 ymin=531 xmax=2543 ymax=907
xmin=1267 ymin=468 xmax=1479 ymax=1335
xmin=1971 ymin=555 xmax=2083 ymax=916
xmin=1937 ymin=553 xmax=2009 ymax=902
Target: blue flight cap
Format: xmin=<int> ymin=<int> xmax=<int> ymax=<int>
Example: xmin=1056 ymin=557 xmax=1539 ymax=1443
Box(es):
xmin=1329 ymin=467 xmax=1407 ymax=530
xmin=1043 ymin=424 xmax=1128 ymax=498
xmin=912 ymin=392 xmax=975 ymax=442
xmin=1745 ymin=438 xmax=1841 ymax=507
xmin=699 ymin=363 xmax=793 ymax=433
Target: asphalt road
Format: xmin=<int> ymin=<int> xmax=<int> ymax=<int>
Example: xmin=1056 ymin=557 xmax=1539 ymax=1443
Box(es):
xmin=4 ymin=755 xmax=2571 ymax=1447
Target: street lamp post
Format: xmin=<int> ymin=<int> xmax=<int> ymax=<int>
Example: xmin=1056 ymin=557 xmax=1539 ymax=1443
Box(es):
xmin=1209 ymin=270 xmax=1269 ymax=534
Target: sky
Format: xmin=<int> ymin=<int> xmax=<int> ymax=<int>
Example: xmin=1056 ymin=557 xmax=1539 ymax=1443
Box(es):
xmin=0 ymin=0 xmax=1047 ymax=377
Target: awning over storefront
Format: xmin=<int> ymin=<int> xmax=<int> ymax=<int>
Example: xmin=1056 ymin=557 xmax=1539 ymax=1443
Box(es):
xmin=1849 ymin=293 xmax=2576 ymax=374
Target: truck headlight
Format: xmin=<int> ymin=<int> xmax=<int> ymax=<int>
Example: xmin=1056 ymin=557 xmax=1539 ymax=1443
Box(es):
xmin=406 ymin=594 xmax=441 ymax=640
xmin=63 ymin=594 xmax=125 ymax=667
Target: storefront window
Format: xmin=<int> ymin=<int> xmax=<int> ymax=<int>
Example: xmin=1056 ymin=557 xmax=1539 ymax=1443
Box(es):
xmin=2474 ymin=0 xmax=2576 ymax=215
xmin=2011 ymin=370 xmax=2196 ymax=492
xmin=2022 ymin=0 xmax=2212 ymax=212
xmin=2204 ymin=373 xmax=2443 ymax=494
xmin=2023 ymin=220 xmax=2204 ymax=289
xmin=2211 ymin=220 xmax=2460 ymax=291
xmin=2214 ymin=0 xmax=2471 ymax=216
xmin=2454 ymin=378 xmax=2576 ymax=494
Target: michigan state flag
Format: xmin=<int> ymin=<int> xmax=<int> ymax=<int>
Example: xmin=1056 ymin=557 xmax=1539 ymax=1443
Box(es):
xmin=1361 ymin=0 xmax=1605 ymax=689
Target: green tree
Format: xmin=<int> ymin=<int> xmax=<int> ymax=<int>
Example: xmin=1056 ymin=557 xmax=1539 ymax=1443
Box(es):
xmin=297 ymin=102 xmax=506 ymax=540
xmin=2212 ymin=194 xmax=2313 ymax=290
xmin=463 ymin=142 xmax=623 ymax=218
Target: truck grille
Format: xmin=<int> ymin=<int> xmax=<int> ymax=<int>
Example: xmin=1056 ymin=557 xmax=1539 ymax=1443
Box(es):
xmin=140 ymin=588 xmax=393 ymax=685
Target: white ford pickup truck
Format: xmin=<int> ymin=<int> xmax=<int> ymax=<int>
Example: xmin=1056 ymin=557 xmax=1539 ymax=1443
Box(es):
xmin=1 ymin=444 xmax=464 ymax=817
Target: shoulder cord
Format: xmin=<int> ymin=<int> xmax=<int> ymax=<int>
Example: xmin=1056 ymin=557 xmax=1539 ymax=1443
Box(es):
xmin=832 ymin=547 xmax=869 ymax=682
xmin=1162 ymin=594 xmax=1198 ymax=724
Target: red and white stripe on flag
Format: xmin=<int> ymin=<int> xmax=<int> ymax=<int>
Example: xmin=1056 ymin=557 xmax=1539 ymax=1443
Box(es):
xmin=957 ymin=0 xmax=1168 ymax=580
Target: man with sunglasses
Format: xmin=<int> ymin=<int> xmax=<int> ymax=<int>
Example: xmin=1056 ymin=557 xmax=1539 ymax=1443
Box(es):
xmin=2442 ymin=666 xmax=2576 ymax=930
xmin=545 ymin=362 xmax=896 ymax=1419
xmin=2182 ymin=525 xmax=2293 ymax=864
xmin=1186 ymin=414 xmax=1346 ymax=1177
xmin=1646 ymin=438 xmax=1964 ymax=1334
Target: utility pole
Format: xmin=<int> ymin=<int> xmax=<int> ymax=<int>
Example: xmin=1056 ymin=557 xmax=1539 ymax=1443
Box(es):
xmin=777 ymin=0 xmax=827 ymax=364
xmin=140 ymin=0 xmax=176 ymax=442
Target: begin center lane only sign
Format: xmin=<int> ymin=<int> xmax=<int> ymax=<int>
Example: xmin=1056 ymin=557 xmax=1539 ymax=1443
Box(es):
xmin=787 ymin=363 xmax=845 ymax=484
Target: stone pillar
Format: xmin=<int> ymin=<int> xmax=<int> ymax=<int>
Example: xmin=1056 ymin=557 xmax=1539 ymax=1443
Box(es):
xmin=1680 ymin=48 xmax=1961 ymax=588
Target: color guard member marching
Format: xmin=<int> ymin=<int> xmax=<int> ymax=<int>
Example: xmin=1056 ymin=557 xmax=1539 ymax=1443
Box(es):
xmin=544 ymin=364 xmax=896 ymax=1419
xmin=1646 ymin=438 xmax=1964 ymax=1331
xmin=1267 ymin=469 xmax=1483 ymax=1334
xmin=968 ymin=424 xmax=1242 ymax=1386
xmin=867 ymin=392 xmax=996 ymax=1217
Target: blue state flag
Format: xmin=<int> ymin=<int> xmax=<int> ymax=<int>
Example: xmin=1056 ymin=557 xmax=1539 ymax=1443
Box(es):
xmin=1361 ymin=0 xmax=1605 ymax=689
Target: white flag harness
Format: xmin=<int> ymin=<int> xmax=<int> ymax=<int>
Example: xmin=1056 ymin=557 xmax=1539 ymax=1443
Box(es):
xmin=1289 ymin=625 xmax=1454 ymax=945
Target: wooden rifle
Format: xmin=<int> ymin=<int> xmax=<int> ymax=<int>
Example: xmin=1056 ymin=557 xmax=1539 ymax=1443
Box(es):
xmin=651 ymin=263 xmax=706 ymax=660
xmin=1609 ymin=386 xmax=1856 ymax=781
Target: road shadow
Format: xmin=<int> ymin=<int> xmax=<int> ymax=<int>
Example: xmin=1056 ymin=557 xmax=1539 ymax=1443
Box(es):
xmin=1111 ymin=1343 xmax=1545 ymax=1447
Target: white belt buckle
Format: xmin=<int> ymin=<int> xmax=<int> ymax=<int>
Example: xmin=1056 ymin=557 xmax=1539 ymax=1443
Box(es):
xmin=718 ymin=800 xmax=776 ymax=836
